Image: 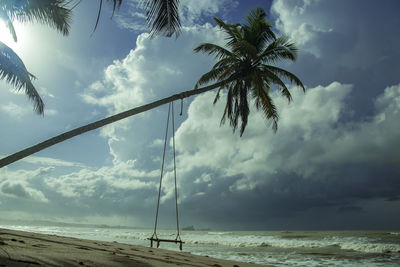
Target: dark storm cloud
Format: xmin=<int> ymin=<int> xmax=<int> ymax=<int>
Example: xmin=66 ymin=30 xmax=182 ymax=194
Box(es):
xmin=1 ymin=183 xmax=30 ymax=199
xmin=180 ymin=164 xmax=400 ymax=229
xmin=272 ymin=0 xmax=400 ymax=117
xmin=172 ymin=78 xmax=400 ymax=229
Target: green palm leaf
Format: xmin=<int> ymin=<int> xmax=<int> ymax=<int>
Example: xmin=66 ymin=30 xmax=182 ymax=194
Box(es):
xmin=263 ymin=65 xmax=305 ymax=92
xmin=92 ymin=0 xmax=122 ymax=33
xmin=145 ymin=0 xmax=181 ymax=37
xmin=243 ymin=7 xmax=275 ymax=50
xmin=258 ymin=69 xmax=292 ymax=102
xmin=249 ymin=72 xmax=278 ymax=131
xmin=109 ymin=0 xmax=122 ymax=16
xmin=0 ymin=41 xmax=44 ymax=114
xmin=194 ymin=43 xmax=233 ymax=59
xmin=234 ymin=40 xmax=258 ymax=59
xmin=213 ymin=17 xmax=242 ymax=48
xmin=194 ymin=67 xmax=227 ymax=88
xmin=89 ymin=0 xmax=182 ymax=37
xmin=2 ymin=0 xmax=71 ymax=36
xmin=260 ymin=36 xmax=298 ymax=64
xmin=256 ymin=86 xmax=278 ymax=132
xmin=6 ymin=20 xmax=18 ymax=42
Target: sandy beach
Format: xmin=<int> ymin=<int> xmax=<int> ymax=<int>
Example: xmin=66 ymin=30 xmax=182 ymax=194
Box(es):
xmin=0 ymin=228 xmax=272 ymax=266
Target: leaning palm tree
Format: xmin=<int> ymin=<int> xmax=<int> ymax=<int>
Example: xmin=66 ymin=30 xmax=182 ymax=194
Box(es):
xmin=0 ymin=7 xmax=304 ymax=168
xmin=0 ymin=0 xmax=71 ymax=114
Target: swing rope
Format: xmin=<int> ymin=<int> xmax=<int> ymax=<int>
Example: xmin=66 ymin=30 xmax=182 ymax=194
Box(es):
xmin=171 ymin=102 xmax=181 ymax=241
xmin=149 ymin=101 xmax=182 ymax=249
xmin=151 ymin=102 xmax=171 ymax=240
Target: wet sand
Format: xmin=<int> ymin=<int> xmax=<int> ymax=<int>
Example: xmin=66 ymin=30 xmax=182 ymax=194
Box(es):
xmin=0 ymin=228 xmax=273 ymax=266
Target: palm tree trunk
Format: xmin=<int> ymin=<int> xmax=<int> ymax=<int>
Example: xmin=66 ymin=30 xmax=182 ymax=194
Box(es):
xmin=0 ymin=80 xmax=228 ymax=168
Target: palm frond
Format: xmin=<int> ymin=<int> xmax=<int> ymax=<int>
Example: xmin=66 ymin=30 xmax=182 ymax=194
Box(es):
xmin=234 ymin=39 xmax=258 ymax=59
xmin=92 ymin=0 xmax=103 ymax=33
xmin=213 ymin=84 xmax=229 ymax=105
xmin=213 ymin=17 xmax=242 ymax=48
xmin=220 ymin=81 xmax=250 ymax=136
xmin=91 ymin=0 xmax=122 ymax=33
xmin=259 ymin=36 xmax=298 ymax=63
xmin=226 ymin=26 xmax=243 ymax=51
xmin=250 ymin=71 xmax=265 ymax=110
xmin=211 ymin=57 xmax=237 ymax=69
xmin=244 ymin=7 xmax=275 ymax=48
xmin=220 ymin=100 xmax=229 ymax=126
xmin=194 ymin=59 xmax=237 ymax=89
xmin=5 ymin=0 xmax=72 ymax=36
xmin=238 ymin=84 xmax=250 ymax=136
xmin=216 ymin=65 xmax=238 ymax=81
xmin=6 ymin=20 xmax=17 ymax=42
xmin=226 ymin=83 xmax=235 ymax=129
xmin=67 ymin=0 xmax=83 ymax=10
xmin=145 ymin=0 xmax=181 ymax=37
xmin=213 ymin=17 xmax=240 ymax=34
xmin=260 ymin=69 xmax=292 ymax=102
xmin=252 ymin=82 xmax=278 ymax=132
xmin=263 ymin=65 xmax=305 ymax=92
xmin=245 ymin=7 xmax=267 ymax=22
xmin=0 ymin=41 xmax=44 ymax=114
xmin=194 ymin=67 xmax=226 ymax=89
xmin=108 ymin=0 xmax=122 ymax=17
xmin=194 ymin=43 xmax=233 ymax=59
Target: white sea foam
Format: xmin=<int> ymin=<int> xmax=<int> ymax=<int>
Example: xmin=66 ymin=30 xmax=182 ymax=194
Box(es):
xmin=178 ymin=232 xmax=400 ymax=254
xmin=207 ymin=231 xmax=233 ymax=235
xmin=107 ymin=230 xmax=400 ymax=255
xmin=339 ymin=242 xmax=400 ymax=253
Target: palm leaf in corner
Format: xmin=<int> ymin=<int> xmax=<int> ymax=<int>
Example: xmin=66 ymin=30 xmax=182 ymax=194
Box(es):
xmin=145 ymin=0 xmax=181 ymax=37
xmin=0 ymin=41 xmax=44 ymax=115
xmin=0 ymin=0 xmax=71 ymax=115
xmin=1 ymin=0 xmax=71 ymax=36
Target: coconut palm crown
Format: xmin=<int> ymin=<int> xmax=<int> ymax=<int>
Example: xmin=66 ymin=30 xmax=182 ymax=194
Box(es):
xmin=194 ymin=7 xmax=305 ymax=136
xmin=0 ymin=0 xmax=71 ymax=114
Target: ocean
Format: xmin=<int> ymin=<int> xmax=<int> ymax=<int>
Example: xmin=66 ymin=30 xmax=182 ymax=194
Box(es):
xmin=1 ymin=223 xmax=399 ymax=266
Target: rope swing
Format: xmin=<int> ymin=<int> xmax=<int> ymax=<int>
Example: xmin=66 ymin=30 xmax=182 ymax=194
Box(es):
xmin=148 ymin=101 xmax=184 ymax=250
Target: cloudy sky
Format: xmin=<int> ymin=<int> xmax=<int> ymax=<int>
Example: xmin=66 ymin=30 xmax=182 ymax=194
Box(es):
xmin=0 ymin=0 xmax=399 ymax=230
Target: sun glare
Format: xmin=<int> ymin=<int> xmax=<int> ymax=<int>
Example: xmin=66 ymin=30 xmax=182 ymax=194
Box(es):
xmin=0 ymin=18 xmax=64 ymax=75
xmin=0 ymin=19 xmax=27 ymax=53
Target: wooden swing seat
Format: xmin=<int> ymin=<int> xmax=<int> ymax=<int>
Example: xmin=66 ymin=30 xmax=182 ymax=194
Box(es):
xmin=148 ymin=237 xmax=184 ymax=250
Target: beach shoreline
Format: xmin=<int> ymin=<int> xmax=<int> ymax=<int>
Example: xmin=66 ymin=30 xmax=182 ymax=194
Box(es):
xmin=0 ymin=228 xmax=273 ymax=266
